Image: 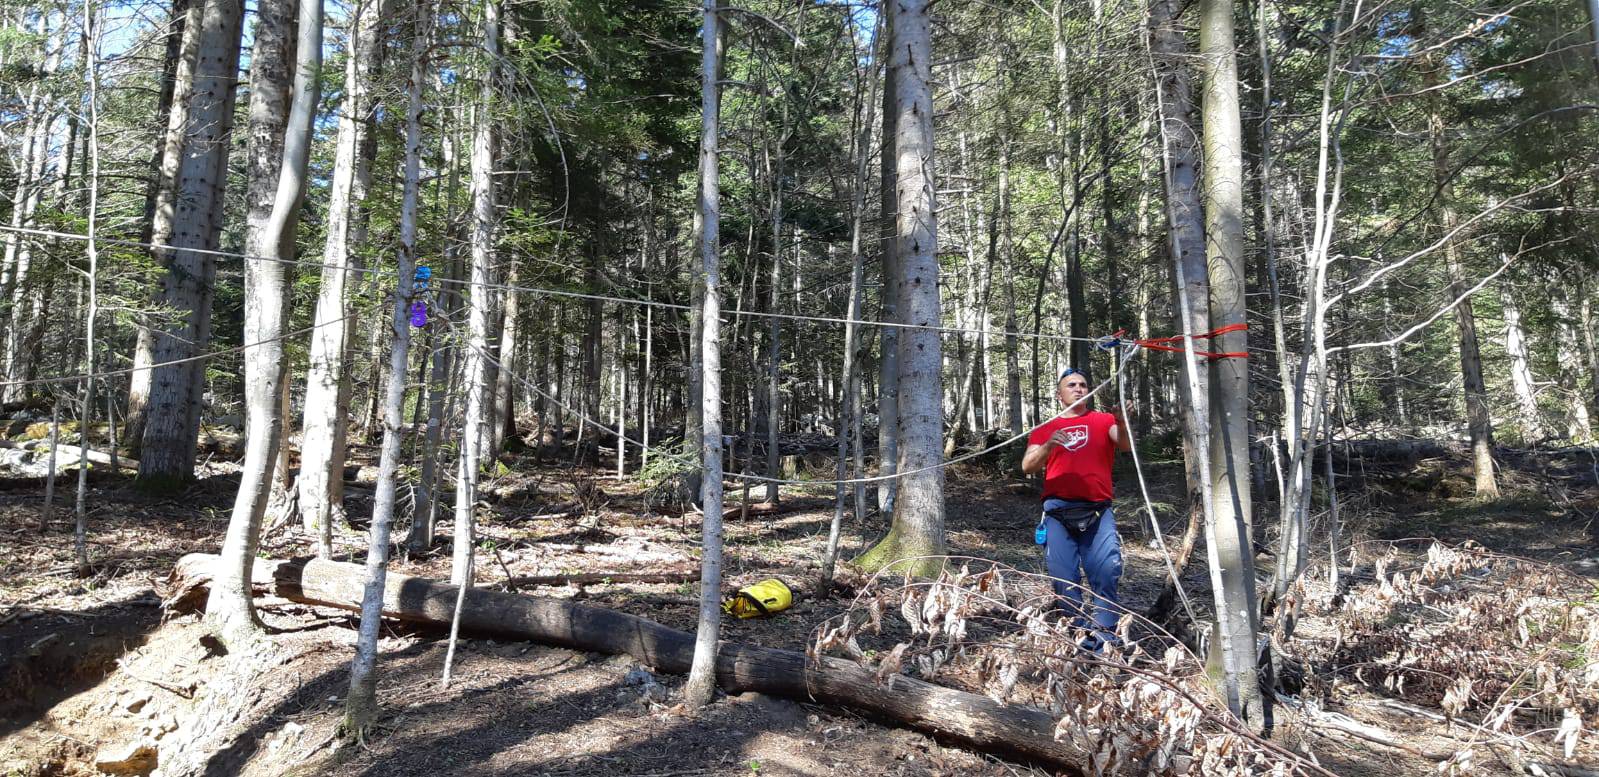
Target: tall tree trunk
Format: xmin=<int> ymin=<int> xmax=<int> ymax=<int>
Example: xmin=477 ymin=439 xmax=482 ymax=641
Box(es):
xmin=1149 ymin=0 xmax=1209 ymax=539
xmin=856 ymin=0 xmax=945 ymax=577
xmin=489 ymin=269 xmax=521 ymax=460
xmin=207 ymin=0 xmax=320 ymax=645
xmin=453 ymin=3 xmax=498 ymax=587
xmin=75 ymin=0 xmax=103 ymax=574
xmin=876 ymin=0 xmax=899 ymax=515
xmin=823 ymin=13 xmax=882 ymax=590
xmin=998 ymin=94 xmax=1023 ymax=438
xmin=1551 ymin=274 xmax=1595 ymax=443
xmin=299 ymin=0 xmax=387 ymax=547
xmin=1499 ymin=279 xmax=1544 ymax=443
xmin=2 ymin=17 xmax=63 ymax=403
xmin=1199 ymin=0 xmax=1265 ymax=728
xmin=684 ymin=0 xmax=725 ymax=710
xmin=1423 ymin=40 xmax=1498 ymax=497
xmin=344 ymin=0 xmax=431 ymax=735
xmin=125 ymin=0 xmax=192 ymax=445
xmin=137 ymin=0 xmax=245 ymax=487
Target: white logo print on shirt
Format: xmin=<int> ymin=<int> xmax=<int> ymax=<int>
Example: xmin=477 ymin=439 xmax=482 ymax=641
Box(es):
xmin=1062 ymin=425 xmax=1089 ymax=451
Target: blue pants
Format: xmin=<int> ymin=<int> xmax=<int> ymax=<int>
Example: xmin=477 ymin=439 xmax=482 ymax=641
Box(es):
xmin=1042 ymin=506 xmax=1124 ymax=634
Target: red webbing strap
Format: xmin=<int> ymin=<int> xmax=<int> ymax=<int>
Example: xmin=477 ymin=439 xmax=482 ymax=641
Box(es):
xmin=1134 ymin=322 xmax=1248 ymax=360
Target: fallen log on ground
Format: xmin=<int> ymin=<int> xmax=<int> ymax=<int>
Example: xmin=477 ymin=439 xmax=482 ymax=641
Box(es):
xmin=169 ymin=553 xmax=1084 ymax=773
xmin=0 ymin=439 xmax=139 ymax=470
xmin=723 ymin=500 xmax=783 ymax=520
xmin=504 ymin=570 xmax=697 ymax=588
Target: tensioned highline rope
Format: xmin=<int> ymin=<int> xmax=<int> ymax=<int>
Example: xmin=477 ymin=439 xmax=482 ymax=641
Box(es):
xmin=452 ymin=313 xmax=1145 ymax=489
xmin=0 ymin=309 xmax=366 ymax=389
xmin=0 ymin=223 xmax=1204 ymax=347
xmin=1116 ymin=345 xmax=1200 ymax=628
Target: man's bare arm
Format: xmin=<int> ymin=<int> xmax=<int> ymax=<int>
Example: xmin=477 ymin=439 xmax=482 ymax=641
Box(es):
xmin=1108 ymin=407 xmax=1132 ymax=452
xmin=1021 ymin=442 xmax=1051 ymax=474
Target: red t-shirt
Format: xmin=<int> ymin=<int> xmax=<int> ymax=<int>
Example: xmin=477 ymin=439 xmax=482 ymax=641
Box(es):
xmin=1027 ymin=411 xmax=1117 ymax=501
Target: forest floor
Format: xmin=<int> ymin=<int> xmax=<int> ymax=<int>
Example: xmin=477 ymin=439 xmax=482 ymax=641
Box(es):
xmin=0 ymin=434 xmax=1596 ymax=776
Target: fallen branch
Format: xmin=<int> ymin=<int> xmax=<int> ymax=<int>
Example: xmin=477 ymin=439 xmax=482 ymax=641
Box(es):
xmin=169 ymin=553 xmax=1087 ymax=773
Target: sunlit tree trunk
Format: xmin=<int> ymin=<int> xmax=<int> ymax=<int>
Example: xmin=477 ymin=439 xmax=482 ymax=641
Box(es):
xmin=1199 ymin=0 xmax=1266 ymax=728
xmin=1551 ymin=275 xmax=1595 ymax=443
xmin=684 ymin=0 xmax=725 ymax=709
xmin=300 ymin=0 xmax=388 ymax=548
xmin=1499 ymin=279 xmax=1545 ymax=443
xmin=124 ymin=0 xmax=191 ymax=445
xmin=453 ymin=0 xmax=498 ymax=587
xmin=138 ymin=0 xmax=245 ymax=487
xmin=208 ymin=0 xmax=320 ymax=645
xmin=1 ymin=17 xmax=62 ymax=404
xmin=856 ymin=0 xmax=945 ymax=577
xmin=344 ymin=0 xmax=431 ymax=736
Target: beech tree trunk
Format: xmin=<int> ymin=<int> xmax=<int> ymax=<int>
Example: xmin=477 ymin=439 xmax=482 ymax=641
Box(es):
xmin=453 ymin=2 xmax=499 ymax=587
xmin=857 ymin=0 xmax=945 ymax=577
xmin=206 ymin=0 xmax=320 ymax=644
xmin=684 ymin=0 xmax=726 ymax=710
xmin=1551 ymin=274 xmax=1595 ymax=444
xmin=1500 ymin=279 xmax=1545 ymax=443
xmin=1199 ymin=0 xmax=1266 ymax=728
xmin=300 ymin=0 xmax=387 ymax=548
xmin=172 ymin=553 xmax=1091 ymax=775
xmin=137 ymin=0 xmax=245 ymax=486
xmin=344 ymin=0 xmax=430 ymax=736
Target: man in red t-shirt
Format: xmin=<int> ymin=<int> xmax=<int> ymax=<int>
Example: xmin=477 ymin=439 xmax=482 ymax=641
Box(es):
xmin=1021 ymin=366 xmax=1132 ymax=650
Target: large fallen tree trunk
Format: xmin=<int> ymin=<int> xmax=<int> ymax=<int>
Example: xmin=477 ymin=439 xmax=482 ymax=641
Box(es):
xmin=169 ymin=553 xmax=1084 ymax=772
xmin=0 ymin=439 xmax=139 ymax=470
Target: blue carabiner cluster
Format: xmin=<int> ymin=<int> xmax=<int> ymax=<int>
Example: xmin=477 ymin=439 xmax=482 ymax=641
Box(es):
xmin=1095 ymin=334 xmax=1121 ymax=352
xmin=410 ymin=265 xmax=432 ymax=327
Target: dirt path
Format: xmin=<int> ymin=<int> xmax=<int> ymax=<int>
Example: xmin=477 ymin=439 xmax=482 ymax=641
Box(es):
xmin=1 ymin=446 xmax=1594 ymax=776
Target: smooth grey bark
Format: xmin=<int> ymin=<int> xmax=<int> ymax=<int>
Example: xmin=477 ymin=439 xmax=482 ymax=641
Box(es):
xmin=684 ymin=0 xmax=724 ymax=710
xmin=344 ymin=0 xmax=430 ymax=736
xmin=137 ymin=0 xmax=245 ymax=485
xmin=300 ymin=0 xmax=387 ymax=550
xmin=856 ymin=0 xmax=945 ymax=577
xmin=1199 ymin=0 xmax=1266 ymax=728
xmin=1551 ymin=276 xmax=1596 ymax=443
xmin=75 ymin=3 xmax=100 ymax=572
xmin=207 ymin=0 xmax=320 ymax=644
xmin=1 ymin=18 xmax=62 ymax=404
xmin=823 ymin=12 xmax=882 ymax=591
xmin=1500 ymin=279 xmax=1545 ymax=443
xmin=452 ymin=2 xmax=498 ymax=588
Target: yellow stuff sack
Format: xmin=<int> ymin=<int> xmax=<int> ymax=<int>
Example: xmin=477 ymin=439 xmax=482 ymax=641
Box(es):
xmin=721 ymin=578 xmax=793 ymax=619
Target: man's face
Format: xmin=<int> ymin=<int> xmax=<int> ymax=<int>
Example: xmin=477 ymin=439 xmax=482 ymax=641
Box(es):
xmin=1058 ymin=374 xmax=1089 ymax=406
